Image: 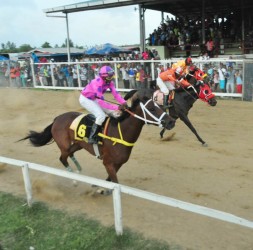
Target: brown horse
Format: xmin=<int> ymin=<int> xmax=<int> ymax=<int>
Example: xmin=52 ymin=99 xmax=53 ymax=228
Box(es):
xmin=19 ymin=89 xmax=175 ymax=185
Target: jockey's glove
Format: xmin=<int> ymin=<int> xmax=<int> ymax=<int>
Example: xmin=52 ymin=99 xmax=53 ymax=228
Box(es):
xmin=118 ymin=103 xmax=129 ymax=111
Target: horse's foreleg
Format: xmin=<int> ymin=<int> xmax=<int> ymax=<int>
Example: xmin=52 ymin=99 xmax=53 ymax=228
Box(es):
xmin=104 ymin=163 xmax=119 ymax=183
xmin=179 ymin=114 xmax=207 ymax=146
xmin=160 ymin=128 xmax=166 ymax=138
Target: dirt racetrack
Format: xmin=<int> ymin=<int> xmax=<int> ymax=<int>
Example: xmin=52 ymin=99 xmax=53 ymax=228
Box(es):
xmin=0 ymin=88 xmax=253 ymax=250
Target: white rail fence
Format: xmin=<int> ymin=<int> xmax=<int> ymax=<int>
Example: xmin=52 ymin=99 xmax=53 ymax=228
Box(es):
xmin=1 ymin=155 xmax=253 ymax=235
xmin=30 ymin=58 xmax=248 ymax=100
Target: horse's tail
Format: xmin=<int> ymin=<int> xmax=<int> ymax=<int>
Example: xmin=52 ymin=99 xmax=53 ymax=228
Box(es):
xmin=124 ymin=89 xmax=138 ymax=100
xmin=18 ymin=123 xmax=54 ymax=147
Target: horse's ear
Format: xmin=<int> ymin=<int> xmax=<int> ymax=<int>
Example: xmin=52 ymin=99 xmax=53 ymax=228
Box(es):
xmin=124 ymin=89 xmax=137 ymax=101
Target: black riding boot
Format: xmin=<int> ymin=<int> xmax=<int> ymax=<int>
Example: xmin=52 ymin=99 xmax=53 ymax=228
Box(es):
xmin=163 ymin=94 xmax=169 ymax=110
xmin=88 ymin=123 xmax=101 ymax=144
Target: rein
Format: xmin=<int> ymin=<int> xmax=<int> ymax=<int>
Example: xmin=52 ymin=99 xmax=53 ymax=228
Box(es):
xmin=182 ymin=73 xmax=207 ymax=102
xmin=97 ymin=99 xmax=167 ymax=147
xmin=97 ymin=96 xmax=166 ymax=127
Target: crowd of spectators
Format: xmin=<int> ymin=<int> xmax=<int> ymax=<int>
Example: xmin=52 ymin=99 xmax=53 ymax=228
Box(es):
xmin=200 ymin=60 xmax=243 ymax=94
xmin=1 ymin=54 xmax=243 ymax=94
xmin=146 ymin=13 xmax=253 ymax=57
xmin=1 ymin=47 xmax=244 ymax=94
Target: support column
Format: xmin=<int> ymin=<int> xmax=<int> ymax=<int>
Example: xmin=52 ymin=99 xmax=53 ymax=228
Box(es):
xmin=139 ymin=5 xmax=146 ymax=53
xmin=65 ymin=13 xmax=71 ymax=63
xmin=201 ymin=0 xmax=206 ymax=45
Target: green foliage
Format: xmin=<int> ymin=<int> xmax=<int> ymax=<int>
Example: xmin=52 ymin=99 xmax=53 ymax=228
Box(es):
xmin=0 ymin=192 xmax=181 ymax=250
xmin=61 ymin=38 xmax=74 ymax=48
xmin=41 ymin=42 xmax=52 ymax=48
xmin=0 ymin=41 xmax=18 ymax=53
xmin=19 ymin=44 xmax=34 ymax=52
xmin=0 ymin=39 xmax=83 ymax=53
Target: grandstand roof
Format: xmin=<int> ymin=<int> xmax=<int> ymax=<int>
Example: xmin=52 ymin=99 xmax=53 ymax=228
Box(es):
xmin=43 ymin=0 xmax=253 ymax=18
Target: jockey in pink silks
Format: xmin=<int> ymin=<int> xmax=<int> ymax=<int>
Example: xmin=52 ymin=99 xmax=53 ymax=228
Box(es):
xmin=79 ymin=65 xmax=128 ymax=144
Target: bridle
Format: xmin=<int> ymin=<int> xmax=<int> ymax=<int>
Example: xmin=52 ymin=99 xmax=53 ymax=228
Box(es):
xmin=183 ymin=73 xmax=215 ymax=103
xmin=125 ymin=99 xmax=167 ymax=128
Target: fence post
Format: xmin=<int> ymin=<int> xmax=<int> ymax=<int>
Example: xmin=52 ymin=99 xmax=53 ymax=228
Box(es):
xmin=76 ymin=60 xmax=82 ymax=88
xmin=30 ymin=58 xmax=36 ymax=87
xmin=21 ymin=163 xmax=33 ymax=207
xmin=112 ymin=185 xmax=123 ymax=235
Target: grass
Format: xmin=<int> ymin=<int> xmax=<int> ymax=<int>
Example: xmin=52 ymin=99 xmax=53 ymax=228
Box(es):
xmin=0 ymin=192 xmax=182 ymax=250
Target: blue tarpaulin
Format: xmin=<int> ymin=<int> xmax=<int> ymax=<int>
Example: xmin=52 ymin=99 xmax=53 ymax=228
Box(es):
xmin=85 ymin=43 xmax=131 ymax=55
xmin=0 ymin=55 xmax=9 ymax=61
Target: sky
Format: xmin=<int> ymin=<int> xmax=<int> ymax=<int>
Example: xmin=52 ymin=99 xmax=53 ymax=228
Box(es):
xmin=0 ymin=0 xmax=172 ymax=49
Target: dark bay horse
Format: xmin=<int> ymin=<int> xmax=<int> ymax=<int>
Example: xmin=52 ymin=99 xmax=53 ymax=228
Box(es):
xmin=153 ymin=71 xmax=217 ymax=146
xmin=19 ymin=89 xmax=175 ymax=184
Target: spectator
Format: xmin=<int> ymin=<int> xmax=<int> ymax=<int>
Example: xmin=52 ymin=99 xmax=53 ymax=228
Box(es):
xmin=15 ymin=65 xmax=21 ymax=87
xmin=212 ymin=69 xmax=219 ymax=91
xmin=20 ymin=66 xmax=28 ymax=87
xmin=135 ymin=65 xmax=146 ymax=89
xmin=206 ymin=37 xmax=214 ymax=58
xmin=120 ymin=64 xmax=130 ymax=89
xmin=38 ymin=66 xmax=46 ymax=86
xmin=57 ymin=67 xmax=65 ymax=87
xmin=128 ymin=64 xmax=137 ymax=89
xmin=235 ymin=69 xmax=243 ymax=93
xmin=218 ymin=63 xmax=227 ymax=93
xmin=142 ymin=49 xmax=149 ymax=60
xmin=72 ymin=66 xmax=78 ymax=87
xmin=68 ymin=66 xmax=74 ymax=87
xmin=226 ymin=66 xmax=235 ymax=93
xmin=53 ymin=67 xmax=59 ymax=86
xmin=44 ymin=66 xmax=52 ymax=86
xmin=80 ymin=65 xmax=88 ymax=87
xmin=10 ymin=66 xmax=17 ymax=87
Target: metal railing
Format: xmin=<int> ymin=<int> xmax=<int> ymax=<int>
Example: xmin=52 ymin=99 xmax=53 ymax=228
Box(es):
xmin=1 ymin=155 xmax=253 ymax=235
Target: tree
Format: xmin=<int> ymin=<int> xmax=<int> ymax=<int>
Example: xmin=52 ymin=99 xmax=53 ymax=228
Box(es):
xmin=18 ymin=44 xmax=34 ymax=52
xmin=75 ymin=45 xmax=84 ymax=49
xmin=0 ymin=41 xmax=18 ymax=53
xmin=41 ymin=42 xmax=52 ymax=48
xmin=61 ymin=38 xmax=74 ymax=48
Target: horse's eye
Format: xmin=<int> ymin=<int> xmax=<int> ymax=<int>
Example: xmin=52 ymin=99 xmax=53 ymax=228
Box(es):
xmin=204 ymin=90 xmax=209 ymax=94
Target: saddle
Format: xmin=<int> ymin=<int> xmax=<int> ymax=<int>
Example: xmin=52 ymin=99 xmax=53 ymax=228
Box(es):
xmin=153 ymin=90 xmax=174 ymax=107
xmin=70 ymin=114 xmax=109 ymax=142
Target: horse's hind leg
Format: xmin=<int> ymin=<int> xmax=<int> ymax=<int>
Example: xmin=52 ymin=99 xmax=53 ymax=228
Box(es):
xmin=59 ymin=150 xmax=73 ymax=172
xmin=69 ymin=144 xmax=82 ymax=172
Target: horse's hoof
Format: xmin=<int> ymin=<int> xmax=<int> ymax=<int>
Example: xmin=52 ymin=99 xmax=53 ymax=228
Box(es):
xmin=96 ymin=188 xmax=112 ymax=196
xmin=202 ymin=142 xmax=208 ymax=147
xmin=73 ymin=180 xmax=78 ymax=186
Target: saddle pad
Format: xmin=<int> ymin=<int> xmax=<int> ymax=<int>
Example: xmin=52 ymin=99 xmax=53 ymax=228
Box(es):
xmin=70 ymin=114 xmax=93 ymax=141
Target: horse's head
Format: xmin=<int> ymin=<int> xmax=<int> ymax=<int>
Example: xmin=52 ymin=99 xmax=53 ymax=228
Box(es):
xmin=125 ymin=89 xmax=175 ymax=130
xmin=187 ymin=67 xmax=209 ymax=84
xmin=197 ymin=82 xmax=217 ymax=106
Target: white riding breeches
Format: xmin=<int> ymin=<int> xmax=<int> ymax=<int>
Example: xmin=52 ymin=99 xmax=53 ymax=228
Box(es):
xmin=79 ymin=94 xmax=121 ymax=125
xmin=156 ymin=77 xmax=175 ymax=95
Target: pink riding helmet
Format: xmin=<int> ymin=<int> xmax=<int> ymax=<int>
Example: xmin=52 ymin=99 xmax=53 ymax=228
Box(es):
xmin=99 ymin=66 xmax=115 ymax=79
